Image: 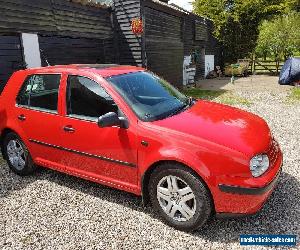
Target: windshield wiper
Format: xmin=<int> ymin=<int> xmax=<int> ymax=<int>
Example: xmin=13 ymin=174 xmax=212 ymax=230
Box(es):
xmin=146 ymin=98 xmax=196 ymax=121
xmin=165 ymin=98 xmax=196 ymax=119
xmin=186 ymin=97 xmax=195 ymax=107
xmin=144 ymin=113 xmax=152 ymax=119
xmin=166 ymin=105 xmax=187 ymax=118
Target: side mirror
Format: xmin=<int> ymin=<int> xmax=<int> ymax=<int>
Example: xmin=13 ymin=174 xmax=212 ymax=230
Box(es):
xmin=98 ymin=112 xmax=128 ymax=129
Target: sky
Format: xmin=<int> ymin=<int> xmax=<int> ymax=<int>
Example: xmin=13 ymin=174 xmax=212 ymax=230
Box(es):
xmin=169 ymin=0 xmax=193 ymax=12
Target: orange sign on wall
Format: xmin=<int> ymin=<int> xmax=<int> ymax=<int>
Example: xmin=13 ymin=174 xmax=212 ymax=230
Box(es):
xmin=131 ymin=18 xmax=143 ymax=35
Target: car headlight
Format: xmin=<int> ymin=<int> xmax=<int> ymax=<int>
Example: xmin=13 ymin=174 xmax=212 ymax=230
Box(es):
xmin=250 ymin=154 xmax=270 ymax=177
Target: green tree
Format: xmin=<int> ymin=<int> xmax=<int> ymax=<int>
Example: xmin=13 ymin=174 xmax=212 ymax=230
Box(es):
xmin=256 ymin=12 xmax=300 ymax=60
xmin=193 ymin=0 xmax=298 ymax=63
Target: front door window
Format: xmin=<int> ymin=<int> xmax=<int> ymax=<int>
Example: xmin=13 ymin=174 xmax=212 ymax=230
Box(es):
xmin=66 ymin=75 xmax=118 ymax=120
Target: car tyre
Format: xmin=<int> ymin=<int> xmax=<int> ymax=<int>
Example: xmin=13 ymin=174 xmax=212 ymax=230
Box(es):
xmin=3 ymin=132 xmax=36 ymax=176
xmin=149 ymin=163 xmax=213 ymax=232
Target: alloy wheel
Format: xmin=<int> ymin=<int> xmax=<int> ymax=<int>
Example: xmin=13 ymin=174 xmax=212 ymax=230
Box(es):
xmin=6 ymin=139 xmax=26 ymax=170
xmin=157 ymin=175 xmax=197 ymax=222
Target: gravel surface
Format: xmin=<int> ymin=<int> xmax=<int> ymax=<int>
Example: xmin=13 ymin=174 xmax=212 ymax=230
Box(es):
xmin=0 ymin=76 xmax=299 ymax=249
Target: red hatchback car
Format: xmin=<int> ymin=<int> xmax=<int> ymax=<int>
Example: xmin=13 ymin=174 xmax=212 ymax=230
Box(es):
xmin=0 ymin=65 xmax=282 ymax=231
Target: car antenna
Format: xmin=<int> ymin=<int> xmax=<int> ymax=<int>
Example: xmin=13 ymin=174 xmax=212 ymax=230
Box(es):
xmin=40 ymin=49 xmax=50 ymax=66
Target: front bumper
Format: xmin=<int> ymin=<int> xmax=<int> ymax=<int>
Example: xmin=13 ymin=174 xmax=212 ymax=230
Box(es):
xmin=213 ymin=149 xmax=283 ymax=216
xmin=218 ymin=168 xmax=281 ymax=196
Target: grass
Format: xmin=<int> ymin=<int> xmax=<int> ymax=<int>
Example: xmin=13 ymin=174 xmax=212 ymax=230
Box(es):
xmin=218 ymin=93 xmax=252 ymax=106
xmin=183 ymin=88 xmax=252 ymax=106
xmin=182 ymin=89 xmax=227 ymax=100
xmin=287 ymin=87 xmax=300 ymax=103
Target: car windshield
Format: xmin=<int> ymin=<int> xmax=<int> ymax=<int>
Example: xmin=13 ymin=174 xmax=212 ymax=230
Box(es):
xmin=107 ymin=71 xmax=191 ymax=122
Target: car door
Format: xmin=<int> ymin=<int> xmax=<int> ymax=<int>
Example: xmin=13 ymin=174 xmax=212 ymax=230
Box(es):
xmin=59 ymin=75 xmax=138 ymax=189
xmin=13 ymin=73 xmax=64 ymax=171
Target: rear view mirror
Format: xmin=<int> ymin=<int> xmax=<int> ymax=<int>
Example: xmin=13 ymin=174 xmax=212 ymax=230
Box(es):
xmin=98 ymin=112 xmax=128 ymax=129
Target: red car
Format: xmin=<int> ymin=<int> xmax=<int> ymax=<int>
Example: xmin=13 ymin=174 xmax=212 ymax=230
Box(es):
xmin=0 ymin=65 xmax=282 ymax=231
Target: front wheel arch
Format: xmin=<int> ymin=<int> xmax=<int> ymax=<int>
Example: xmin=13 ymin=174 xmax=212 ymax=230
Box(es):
xmin=141 ymin=160 xmax=215 ymax=213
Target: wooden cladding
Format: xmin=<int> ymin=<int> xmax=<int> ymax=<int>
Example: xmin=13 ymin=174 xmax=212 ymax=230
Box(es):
xmin=0 ymin=34 xmax=24 ymax=92
xmin=142 ymin=0 xmax=221 ymax=82
xmin=0 ymin=0 xmax=116 ymax=90
xmin=114 ymin=0 xmax=142 ymax=66
xmin=0 ymin=0 xmax=113 ymax=39
xmin=144 ymin=6 xmax=184 ymax=87
xmin=38 ymin=35 xmax=110 ymax=66
xmin=195 ymin=21 xmax=208 ymax=41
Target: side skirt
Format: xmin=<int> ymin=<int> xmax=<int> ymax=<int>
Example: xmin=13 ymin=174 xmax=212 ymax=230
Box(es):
xmin=34 ymin=157 xmax=142 ymax=196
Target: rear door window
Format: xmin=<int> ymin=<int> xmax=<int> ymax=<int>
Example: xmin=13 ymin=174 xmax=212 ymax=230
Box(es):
xmin=17 ymin=74 xmax=61 ymax=112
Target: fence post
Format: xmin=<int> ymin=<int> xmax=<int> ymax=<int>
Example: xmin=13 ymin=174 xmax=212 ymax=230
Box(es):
xmin=253 ymin=54 xmax=256 ymax=74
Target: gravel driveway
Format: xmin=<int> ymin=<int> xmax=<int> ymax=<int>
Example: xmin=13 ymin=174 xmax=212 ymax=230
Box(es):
xmin=0 ymin=76 xmax=299 ymax=249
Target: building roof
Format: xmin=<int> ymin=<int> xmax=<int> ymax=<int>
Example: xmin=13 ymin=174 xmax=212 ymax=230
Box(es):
xmin=150 ymin=0 xmax=211 ymax=21
xmin=69 ymin=0 xmax=113 ymax=8
xmin=151 ymin=0 xmax=189 ymax=14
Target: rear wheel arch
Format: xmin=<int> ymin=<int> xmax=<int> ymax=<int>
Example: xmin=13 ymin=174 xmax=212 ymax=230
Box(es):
xmin=2 ymin=131 xmax=36 ymax=175
xmin=0 ymin=128 xmax=18 ymax=158
xmin=141 ymin=160 xmax=214 ymax=212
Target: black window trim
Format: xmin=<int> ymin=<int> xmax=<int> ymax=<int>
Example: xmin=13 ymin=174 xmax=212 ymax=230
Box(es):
xmin=65 ymin=74 xmax=125 ymax=124
xmin=66 ymin=114 xmax=98 ymax=123
xmin=15 ymin=104 xmax=59 ymax=115
xmin=15 ymin=73 xmax=62 ymax=115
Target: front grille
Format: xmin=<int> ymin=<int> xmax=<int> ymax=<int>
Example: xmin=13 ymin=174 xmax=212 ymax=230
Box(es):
xmin=267 ymin=139 xmax=280 ymax=166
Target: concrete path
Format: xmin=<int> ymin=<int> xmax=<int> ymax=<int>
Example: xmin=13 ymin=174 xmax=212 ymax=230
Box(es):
xmin=196 ymin=75 xmax=293 ymax=93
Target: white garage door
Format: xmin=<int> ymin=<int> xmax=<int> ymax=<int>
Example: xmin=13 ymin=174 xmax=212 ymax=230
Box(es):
xmin=21 ymin=33 xmax=42 ymax=68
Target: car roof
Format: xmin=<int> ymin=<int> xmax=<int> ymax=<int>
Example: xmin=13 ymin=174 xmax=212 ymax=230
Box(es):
xmin=26 ymin=64 xmax=145 ymax=78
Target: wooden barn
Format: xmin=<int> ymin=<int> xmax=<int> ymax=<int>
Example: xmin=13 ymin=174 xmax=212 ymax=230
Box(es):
xmin=0 ymin=0 xmax=115 ymax=92
xmin=114 ymin=0 xmax=222 ymax=87
xmin=0 ymin=0 xmax=222 ymax=92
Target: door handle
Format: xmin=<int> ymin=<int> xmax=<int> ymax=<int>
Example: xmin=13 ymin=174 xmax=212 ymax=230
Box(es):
xmin=63 ymin=126 xmax=75 ymax=133
xmin=18 ymin=114 xmax=26 ymax=121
